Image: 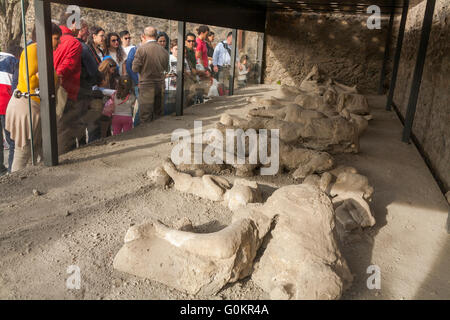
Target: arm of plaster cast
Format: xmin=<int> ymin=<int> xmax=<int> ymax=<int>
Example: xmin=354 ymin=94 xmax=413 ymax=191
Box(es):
xmin=163 ymin=160 xmax=194 ymax=192
xmin=153 ymin=219 xmax=254 ymax=259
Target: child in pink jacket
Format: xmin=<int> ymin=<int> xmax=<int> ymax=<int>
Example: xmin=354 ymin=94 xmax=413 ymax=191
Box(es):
xmin=104 ymin=76 xmax=136 ymax=135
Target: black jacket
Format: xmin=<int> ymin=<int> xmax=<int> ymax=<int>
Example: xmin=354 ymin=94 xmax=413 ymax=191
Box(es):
xmin=78 ymin=39 xmax=102 ymax=99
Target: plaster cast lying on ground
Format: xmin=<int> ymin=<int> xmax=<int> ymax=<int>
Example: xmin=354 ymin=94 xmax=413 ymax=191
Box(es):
xmin=248 ymin=102 xmax=369 ymax=136
xmin=303 ymin=166 xmax=376 ymax=234
xmin=247 ymin=104 xmax=329 ymax=125
xmin=216 ymin=113 xmax=359 ymax=153
xmin=171 ymin=139 xmax=258 ymax=177
xmin=279 ymin=142 xmax=334 ymax=179
xmin=163 ymin=158 xmax=231 ymax=202
xmin=114 ymin=184 xmax=352 ymax=299
xmin=224 ymin=179 xmax=263 ymax=211
xmin=331 ymin=168 xmax=375 ymax=229
xmin=264 ymin=65 xmax=368 ymax=119
xmin=113 ymin=217 xmax=268 ymax=295
xmin=160 ymin=158 xmax=263 ymax=210
xmin=299 ymin=65 xmax=358 ymax=95
xmin=246 ymin=95 xmax=291 ymax=107
xmin=171 ymin=134 xmax=334 ymax=179
xmin=234 ymin=184 xmax=353 ymax=299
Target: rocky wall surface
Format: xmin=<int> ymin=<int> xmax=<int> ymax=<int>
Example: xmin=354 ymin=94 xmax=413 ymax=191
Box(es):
xmin=22 ymin=2 xmax=259 ymax=72
xmin=263 ymin=11 xmax=389 ymax=93
xmin=393 ymin=0 xmax=450 ymax=192
xmin=23 ymin=1 xmax=234 ymax=49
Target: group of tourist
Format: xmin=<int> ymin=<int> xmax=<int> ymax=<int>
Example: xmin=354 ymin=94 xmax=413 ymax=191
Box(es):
xmin=0 ymin=12 xmax=251 ymax=176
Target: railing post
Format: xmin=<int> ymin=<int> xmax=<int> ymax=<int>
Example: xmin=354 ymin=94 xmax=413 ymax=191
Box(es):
xmin=229 ymin=29 xmax=237 ymax=95
xmin=402 ymin=0 xmax=436 ymax=143
xmin=386 ymin=0 xmax=409 ymax=111
xmin=256 ymin=32 xmax=265 ymax=84
xmin=175 ymin=21 xmax=186 ymax=116
xmin=378 ymin=5 xmax=395 ymax=94
xmin=35 ymin=0 xmax=58 ymax=165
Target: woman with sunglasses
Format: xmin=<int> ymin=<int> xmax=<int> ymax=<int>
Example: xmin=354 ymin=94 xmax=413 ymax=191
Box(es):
xmin=98 ymin=58 xmax=119 ymax=90
xmin=105 ymin=32 xmax=126 ymax=75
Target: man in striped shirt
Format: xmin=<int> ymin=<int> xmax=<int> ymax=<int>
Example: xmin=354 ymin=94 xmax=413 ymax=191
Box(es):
xmin=0 ymin=45 xmax=21 ymax=175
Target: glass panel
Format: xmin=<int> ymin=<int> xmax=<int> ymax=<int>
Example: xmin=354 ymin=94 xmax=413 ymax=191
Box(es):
xmin=234 ymin=30 xmax=263 ymax=92
xmin=28 ymin=4 xmax=262 ymax=163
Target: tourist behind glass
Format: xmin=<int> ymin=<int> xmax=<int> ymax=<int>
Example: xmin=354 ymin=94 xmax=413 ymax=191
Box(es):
xmin=195 ymin=25 xmax=210 ymax=74
xmin=184 ymin=32 xmax=200 ymax=106
xmin=96 ymin=58 xmax=118 ymax=138
xmin=157 ymin=31 xmax=170 ymax=52
xmin=185 ymin=33 xmax=197 ymax=75
xmin=76 ymin=21 xmax=106 ymax=144
xmin=132 ymin=26 xmax=169 ymax=122
xmin=87 ymin=26 xmax=106 ymax=63
xmin=0 ymin=44 xmax=21 ymax=176
xmin=103 ymin=76 xmax=136 ymax=136
xmin=237 ymin=55 xmax=250 ymax=89
xmin=98 ymin=58 xmax=119 ymax=91
xmin=126 ymin=33 xmax=145 ymax=127
xmin=206 ymin=31 xmax=215 ymax=70
xmin=213 ymin=31 xmax=233 ymax=94
xmin=5 ymin=24 xmax=61 ymax=172
xmin=120 ymin=30 xmax=135 ymax=59
xmin=164 ymin=39 xmax=178 ymax=115
xmin=76 ymin=20 xmax=103 ymax=101
xmin=53 ymin=12 xmax=84 ymax=156
xmin=105 ymin=32 xmax=127 ymax=75
xmin=156 ymin=33 xmax=167 ymax=51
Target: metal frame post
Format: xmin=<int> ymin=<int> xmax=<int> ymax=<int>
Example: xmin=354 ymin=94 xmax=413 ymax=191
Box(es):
xmin=402 ymin=0 xmax=436 ymax=143
xmin=21 ymin=0 xmax=35 ymax=165
xmin=386 ymin=0 xmax=409 ymax=111
xmin=256 ymin=32 xmax=265 ymax=84
xmin=35 ymin=0 xmax=58 ymax=165
xmin=175 ymin=21 xmax=186 ymax=116
xmin=378 ymin=5 xmax=395 ymax=94
xmin=229 ymin=29 xmax=237 ymax=96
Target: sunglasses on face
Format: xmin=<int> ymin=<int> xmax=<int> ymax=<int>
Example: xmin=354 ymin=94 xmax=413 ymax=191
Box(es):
xmin=124 ymin=37 xmax=131 ymax=40
xmin=186 ymin=40 xmax=195 ymax=43
xmin=111 ymin=39 xmax=119 ymax=43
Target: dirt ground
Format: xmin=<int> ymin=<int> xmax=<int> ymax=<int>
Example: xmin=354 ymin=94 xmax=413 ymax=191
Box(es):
xmin=0 ymin=85 xmax=449 ymax=300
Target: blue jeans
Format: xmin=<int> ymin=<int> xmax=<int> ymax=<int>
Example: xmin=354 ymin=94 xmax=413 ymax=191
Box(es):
xmin=0 ymin=114 xmax=14 ymax=173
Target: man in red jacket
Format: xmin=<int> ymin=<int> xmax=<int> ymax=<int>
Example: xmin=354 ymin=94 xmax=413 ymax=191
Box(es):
xmin=54 ymin=12 xmax=84 ymax=155
xmin=54 ymin=13 xmax=82 ymax=102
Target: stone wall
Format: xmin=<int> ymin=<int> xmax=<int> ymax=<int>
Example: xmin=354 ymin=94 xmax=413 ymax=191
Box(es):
xmin=263 ymin=11 xmax=389 ymax=93
xmin=23 ymin=1 xmax=234 ymax=49
xmin=392 ymin=0 xmax=450 ymax=192
xmin=23 ymin=2 xmax=259 ymax=72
